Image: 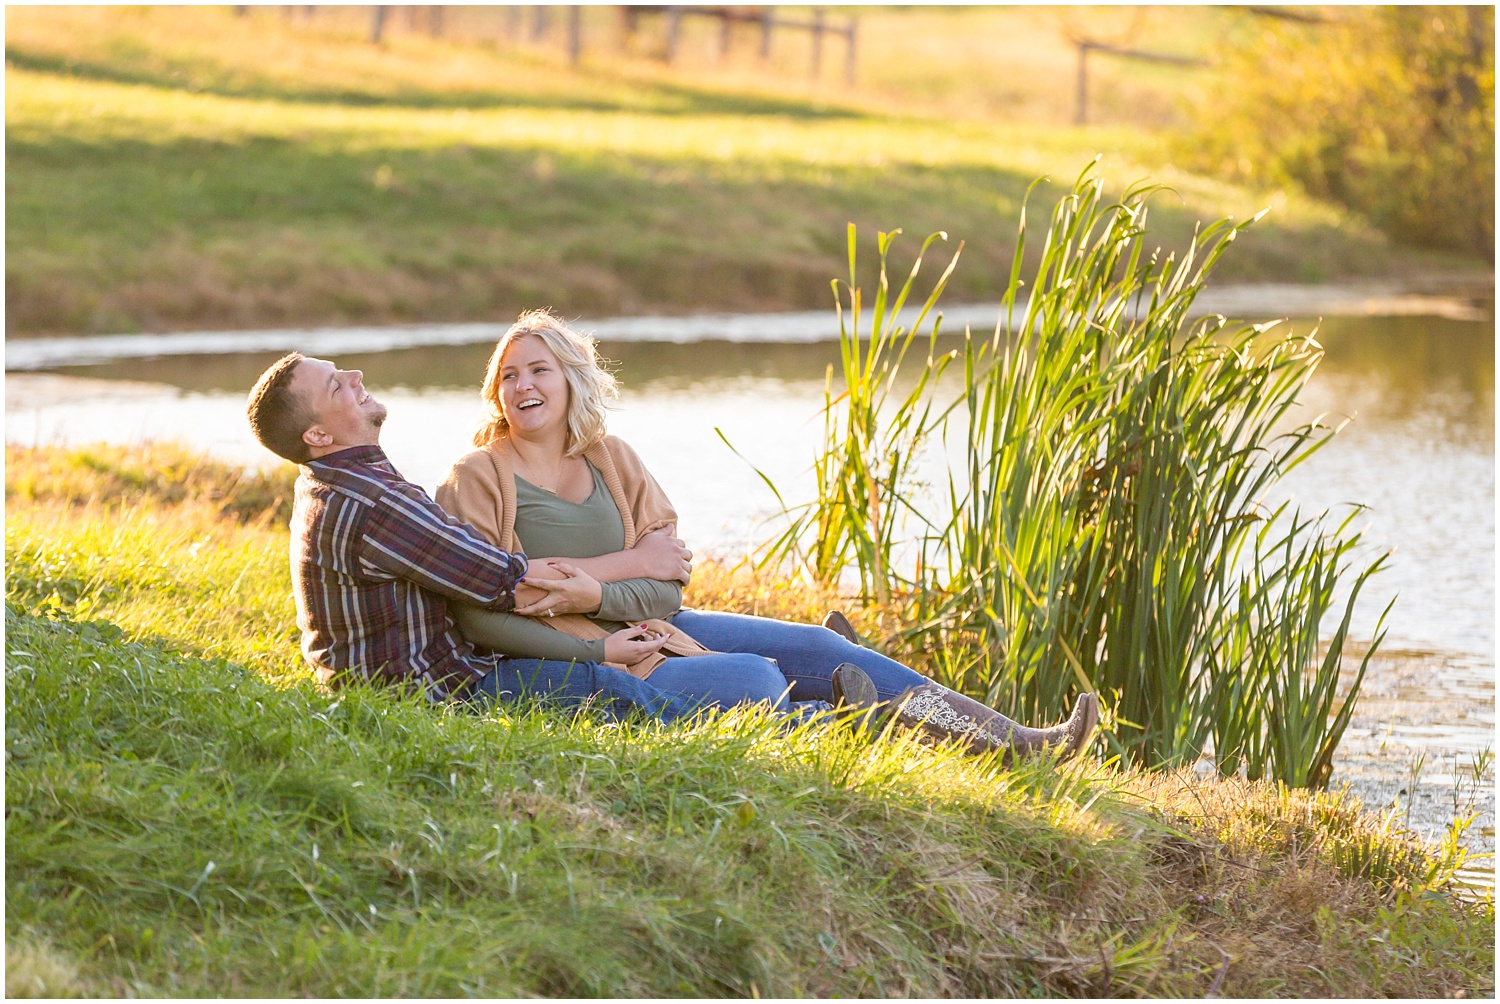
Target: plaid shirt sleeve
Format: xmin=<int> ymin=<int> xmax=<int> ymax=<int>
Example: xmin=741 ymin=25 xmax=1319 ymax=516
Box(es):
xmin=358 ymin=480 xmax=528 ymax=609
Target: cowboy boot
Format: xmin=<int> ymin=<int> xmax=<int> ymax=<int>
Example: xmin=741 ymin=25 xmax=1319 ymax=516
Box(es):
xmin=830 ymin=662 xmax=879 ymax=709
xmin=822 ymin=610 xmax=862 ymax=646
xmin=888 ymin=685 xmax=1099 ymax=763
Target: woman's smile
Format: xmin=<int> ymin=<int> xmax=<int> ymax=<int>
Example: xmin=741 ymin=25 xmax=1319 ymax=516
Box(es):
xmin=499 ymin=335 xmax=570 ymax=436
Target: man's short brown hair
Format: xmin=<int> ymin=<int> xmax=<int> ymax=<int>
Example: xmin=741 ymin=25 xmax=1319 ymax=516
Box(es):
xmin=246 ymin=352 xmax=314 ymax=464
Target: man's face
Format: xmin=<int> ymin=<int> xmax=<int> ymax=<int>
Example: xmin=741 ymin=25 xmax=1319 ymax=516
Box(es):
xmin=291 ymin=357 xmax=388 ymax=455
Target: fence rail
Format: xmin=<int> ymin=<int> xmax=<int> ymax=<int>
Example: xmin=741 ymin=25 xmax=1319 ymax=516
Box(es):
xmin=623 ymin=6 xmax=856 ymax=82
xmin=1072 ymin=40 xmax=1208 ymax=124
xmin=247 ymin=5 xmax=856 ymax=81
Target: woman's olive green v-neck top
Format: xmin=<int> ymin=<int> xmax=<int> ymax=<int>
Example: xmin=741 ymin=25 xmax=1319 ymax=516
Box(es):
xmin=451 ymin=462 xmax=683 ymax=663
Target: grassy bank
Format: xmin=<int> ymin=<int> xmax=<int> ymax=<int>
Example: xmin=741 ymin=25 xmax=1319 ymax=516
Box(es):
xmin=6 ymin=6 xmax=1487 ymax=337
xmin=5 ymin=443 xmax=1493 ymax=997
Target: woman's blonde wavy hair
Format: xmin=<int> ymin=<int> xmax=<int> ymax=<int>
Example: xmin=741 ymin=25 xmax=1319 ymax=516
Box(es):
xmin=473 ymin=309 xmax=618 ymax=455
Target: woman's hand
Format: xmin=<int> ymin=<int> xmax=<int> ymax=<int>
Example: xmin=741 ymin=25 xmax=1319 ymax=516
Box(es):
xmin=603 ymin=623 xmax=670 ymax=665
xmin=635 ymin=524 xmax=693 ymax=584
xmin=514 ymin=561 xmax=604 ymax=617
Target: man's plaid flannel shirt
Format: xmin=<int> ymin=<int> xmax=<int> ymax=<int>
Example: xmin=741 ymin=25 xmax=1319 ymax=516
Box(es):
xmin=291 ymin=445 xmax=527 ymax=701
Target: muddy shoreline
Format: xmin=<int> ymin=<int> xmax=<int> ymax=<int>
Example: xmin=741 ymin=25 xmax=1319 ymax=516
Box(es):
xmin=1329 ymin=648 xmax=1495 ymax=891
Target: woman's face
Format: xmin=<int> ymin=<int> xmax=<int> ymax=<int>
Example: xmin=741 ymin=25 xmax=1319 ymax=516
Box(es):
xmin=497 ymin=334 xmax=570 ymax=439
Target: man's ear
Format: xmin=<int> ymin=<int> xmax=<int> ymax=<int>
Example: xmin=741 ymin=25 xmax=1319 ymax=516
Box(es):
xmin=302 ymin=426 xmax=333 ymax=450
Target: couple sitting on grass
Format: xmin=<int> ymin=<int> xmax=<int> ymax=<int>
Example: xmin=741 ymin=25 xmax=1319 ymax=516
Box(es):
xmin=245 ymin=308 xmax=1097 ymax=762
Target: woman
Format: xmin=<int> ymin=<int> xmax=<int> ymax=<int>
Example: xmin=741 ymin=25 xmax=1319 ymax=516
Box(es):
xmin=436 ymin=310 xmax=1096 ymax=758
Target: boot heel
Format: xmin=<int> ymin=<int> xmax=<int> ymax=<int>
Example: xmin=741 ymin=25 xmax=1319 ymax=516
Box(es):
xmin=830 ymin=662 xmax=879 ymax=709
xmin=821 ymin=610 xmax=862 ymax=645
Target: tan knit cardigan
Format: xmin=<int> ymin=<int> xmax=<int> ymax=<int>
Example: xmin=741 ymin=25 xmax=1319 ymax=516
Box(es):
xmin=435 ymin=435 xmax=711 ymax=679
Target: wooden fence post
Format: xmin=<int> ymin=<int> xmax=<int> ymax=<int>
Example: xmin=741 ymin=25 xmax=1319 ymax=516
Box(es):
xmin=759 ymin=7 xmax=774 ymax=61
xmin=1075 ymin=42 xmax=1090 ymax=125
xmin=810 ymin=7 xmax=824 ymax=78
xmin=429 ymin=5 xmax=443 ymax=37
xmin=844 ymin=17 xmax=856 ymax=84
xmin=719 ymin=11 xmax=733 ymax=61
xmin=1072 ymin=40 xmax=1206 ymax=125
xmin=568 ymin=5 xmax=582 ymax=65
xmin=370 ymin=4 xmax=388 ymax=43
xmin=530 ymin=5 xmax=548 ymax=42
xmin=664 ymin=6 xmax=682 ymax=63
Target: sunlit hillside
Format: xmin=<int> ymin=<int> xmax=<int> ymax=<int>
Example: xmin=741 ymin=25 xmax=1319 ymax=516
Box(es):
xmin=5 ymin=5 xmax=1485 ymax=335
xmin=4 ymin=5 xmax=1238 ymax=126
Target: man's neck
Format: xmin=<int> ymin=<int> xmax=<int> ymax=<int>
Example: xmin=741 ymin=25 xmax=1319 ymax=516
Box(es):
xmin=309 ymin=437 xmax=381 ymax=462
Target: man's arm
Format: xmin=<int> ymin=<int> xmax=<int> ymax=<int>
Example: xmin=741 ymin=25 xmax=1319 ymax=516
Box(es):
xmin=360 ymin=483 xmax=527 ymax=609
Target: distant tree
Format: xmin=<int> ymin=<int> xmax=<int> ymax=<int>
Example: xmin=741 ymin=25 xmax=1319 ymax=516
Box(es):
xmin=1187 ymin=6 xmax=1494 ymax=259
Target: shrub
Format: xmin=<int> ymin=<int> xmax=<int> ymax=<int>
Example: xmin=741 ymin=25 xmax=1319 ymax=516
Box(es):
xmin=1184 ymin=6 xmax=1494 ymax=258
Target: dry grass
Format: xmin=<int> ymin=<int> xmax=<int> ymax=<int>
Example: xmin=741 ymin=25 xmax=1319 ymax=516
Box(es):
xmin=1112 ymin=770 xmax=1493 ymax=996
xmin=5 ymin=935 xmax=84 ymax=999
xmin=4 ymin=442 xmax=297 ymax=524
xmin=684 ymin=557 xmax=845 ymax=625
xmin=2 ymin=5 xmax=1224 ymax=128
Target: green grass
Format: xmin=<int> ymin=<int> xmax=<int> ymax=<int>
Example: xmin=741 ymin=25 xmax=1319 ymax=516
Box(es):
xmin=4 ymin=444 xmax=1494 ymax=997
xmin=5 ymin=6 xmax=1486 ymax=336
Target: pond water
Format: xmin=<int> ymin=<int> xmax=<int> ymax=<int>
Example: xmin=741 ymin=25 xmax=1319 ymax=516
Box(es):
xmin=6 ymin=291 xmax=1495 ymax=881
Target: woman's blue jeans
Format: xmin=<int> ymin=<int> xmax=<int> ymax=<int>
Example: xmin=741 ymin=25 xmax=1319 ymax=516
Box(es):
xmin=643 ymin=649 xmax=816 ymax=714
xmin=470 ymin=610 xmax=927 ymax=722
xmin=471 ymin=655 xmax=699 ymax=724
xmin=662 ymin=609 xmax=928 ymax=704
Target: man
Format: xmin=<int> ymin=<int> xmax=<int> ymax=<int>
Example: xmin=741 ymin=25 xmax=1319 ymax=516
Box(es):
xmin=244 ymin=351 xmax=697 ymax=721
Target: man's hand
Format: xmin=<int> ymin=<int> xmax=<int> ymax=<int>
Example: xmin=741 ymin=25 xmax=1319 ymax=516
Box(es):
xmin=603 ymin=623 xmax=670 ymax=665
xmin=514 ymin=561 xmax=605 ymax=617
xmin=635 ymin=524 xmax=693 ymax=584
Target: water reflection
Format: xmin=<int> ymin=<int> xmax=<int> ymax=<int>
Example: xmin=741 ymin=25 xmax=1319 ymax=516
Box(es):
xmin=62 ymin=336 xmax=852 ymax=396
xmin=1306 ymin=314 xmax=1494 ymax=439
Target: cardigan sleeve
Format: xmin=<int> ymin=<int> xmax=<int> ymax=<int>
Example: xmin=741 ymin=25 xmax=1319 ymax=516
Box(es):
xmin=603 ymin=436 xmax=681 ymax=541
xmin=436 ymin=449 xmax=509 ymax=548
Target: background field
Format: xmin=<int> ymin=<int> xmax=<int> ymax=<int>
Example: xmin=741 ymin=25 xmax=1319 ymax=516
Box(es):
xmin=6 ymin=5 xmax=1487 ymax=336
